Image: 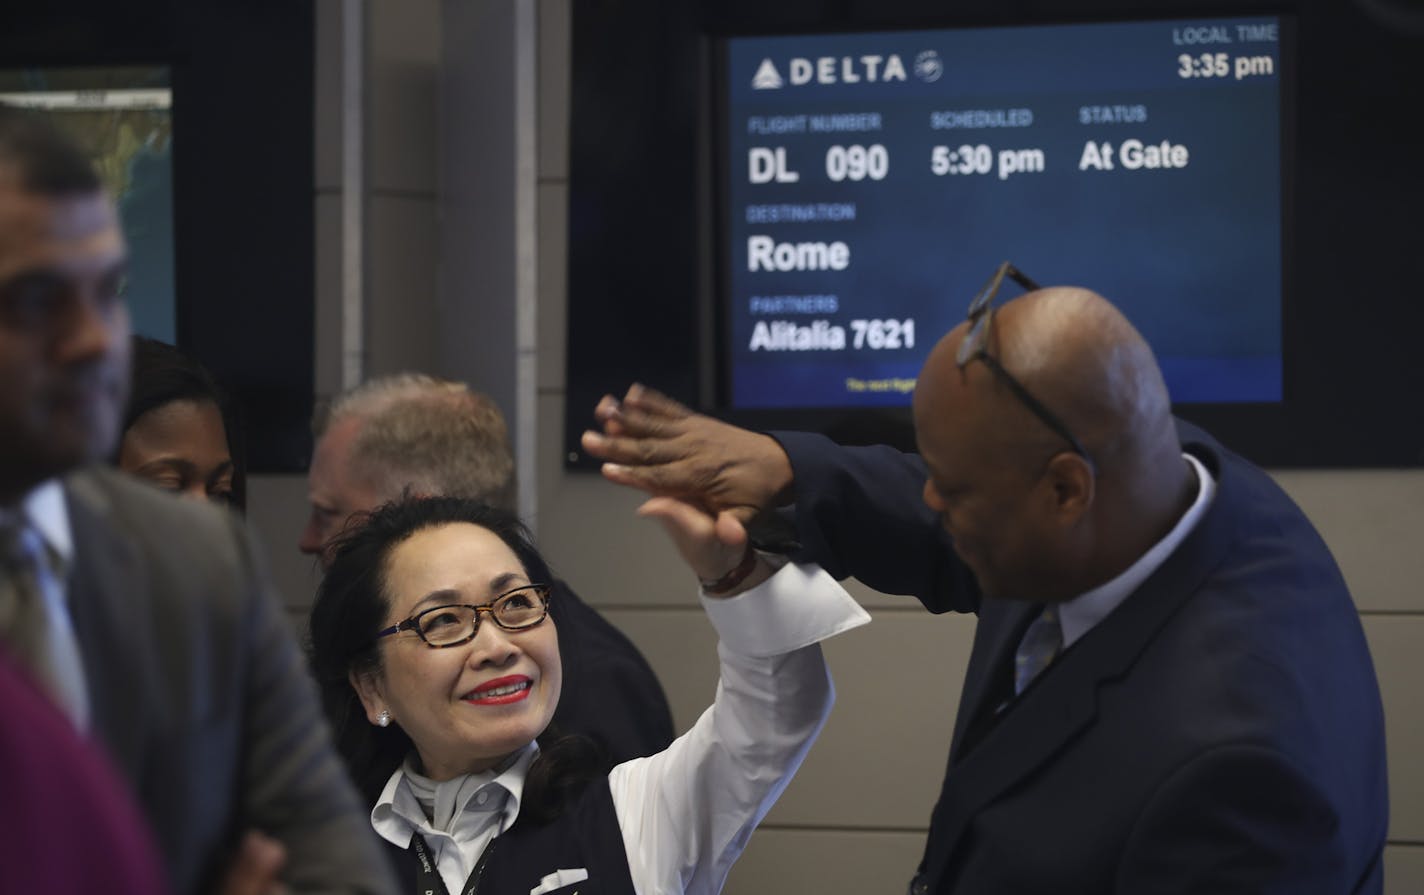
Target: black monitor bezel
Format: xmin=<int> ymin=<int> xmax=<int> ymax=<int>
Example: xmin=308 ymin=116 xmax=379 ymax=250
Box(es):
xmin=564 ymin=0 xmax=1423 ymax=470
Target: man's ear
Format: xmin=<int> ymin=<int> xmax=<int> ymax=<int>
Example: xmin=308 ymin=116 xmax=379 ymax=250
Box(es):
xmin=1043 ymin=452 xmax=1095 ymax=522
xmin=349 ymin=668 xmax=387 ymax=725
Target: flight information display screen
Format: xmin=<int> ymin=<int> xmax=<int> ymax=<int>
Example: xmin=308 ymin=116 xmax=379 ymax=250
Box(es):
xmin=718 ymin=16 xmax=1286 ymax=410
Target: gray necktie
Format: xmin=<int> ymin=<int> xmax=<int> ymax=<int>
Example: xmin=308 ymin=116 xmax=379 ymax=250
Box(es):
xmin=0 ymin=518 xmax=90 ymax=728
xmin=1014 ymin=604 xmax=1063 ymax=695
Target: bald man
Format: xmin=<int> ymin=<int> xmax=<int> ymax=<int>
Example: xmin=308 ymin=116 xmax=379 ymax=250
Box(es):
xmin=581 ymin=281 xmax=1388 ymax=893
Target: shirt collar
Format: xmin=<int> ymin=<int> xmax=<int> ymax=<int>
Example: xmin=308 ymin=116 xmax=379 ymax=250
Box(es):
xmin=370 ymin=741 xmax=539 ymax=849
xmin=1057 ymin=453 xmax=1216 ymax=649
xmin=20 ymin=480 xmax=74 ymax=568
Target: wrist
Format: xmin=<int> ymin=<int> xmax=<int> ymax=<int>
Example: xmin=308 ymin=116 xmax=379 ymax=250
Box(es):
xmin=699 ymin=544 xmax=758 ymax=595
xmin=756 ymin=433 xmax=796 ymax=507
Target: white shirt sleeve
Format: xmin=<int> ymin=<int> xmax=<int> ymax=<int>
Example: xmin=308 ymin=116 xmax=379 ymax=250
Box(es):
xmin=608 ymin=562 xmax=870 ymax=895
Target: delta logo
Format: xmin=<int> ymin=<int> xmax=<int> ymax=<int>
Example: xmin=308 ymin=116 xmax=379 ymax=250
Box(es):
xmin=751 ymin=51 xmax=941 ymax=89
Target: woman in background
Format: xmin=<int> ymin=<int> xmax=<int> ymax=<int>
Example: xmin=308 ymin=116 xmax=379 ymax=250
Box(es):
xmin=309 ymin=494 xmax=867 ymax=894
xmin=115 ymin=335 xmax=244 ymax=510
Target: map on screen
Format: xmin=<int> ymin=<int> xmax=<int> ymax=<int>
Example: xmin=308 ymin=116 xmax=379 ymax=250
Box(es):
xmin=0 ymin=66 xmax=175 ymax=344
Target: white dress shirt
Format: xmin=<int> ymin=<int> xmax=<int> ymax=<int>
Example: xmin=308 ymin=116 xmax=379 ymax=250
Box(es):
xmin=371 ymin=561 xmax=870 ymax=895
xmin=1056 ymin=453 xmax=1217 ymax=649
xmin=2 ymin=480 xmax=88 ymax=729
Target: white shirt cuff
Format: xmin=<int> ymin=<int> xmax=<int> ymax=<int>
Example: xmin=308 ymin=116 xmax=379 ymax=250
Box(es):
xmin=699 ymin=562 xmax=870 ymax=658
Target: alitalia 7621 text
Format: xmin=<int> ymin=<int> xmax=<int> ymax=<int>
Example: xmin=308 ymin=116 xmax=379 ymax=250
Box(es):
xmin=748 ymin=318 xmax=915 ymax=351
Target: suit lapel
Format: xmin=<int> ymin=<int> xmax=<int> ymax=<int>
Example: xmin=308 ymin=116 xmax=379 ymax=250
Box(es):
xmin=947 ymin=597 xmax=1037 ymax=762
xmin=64 ymin=470 xmax=159 ymax=783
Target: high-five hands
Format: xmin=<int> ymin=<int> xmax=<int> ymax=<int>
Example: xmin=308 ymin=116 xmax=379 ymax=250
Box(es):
xmin=581 ymin=384 xmax=795 ymax=527
xmin=635 ymin=497 xmax=772 ymax=598
xmin=583 ymin=384 xmax=793 ymax=595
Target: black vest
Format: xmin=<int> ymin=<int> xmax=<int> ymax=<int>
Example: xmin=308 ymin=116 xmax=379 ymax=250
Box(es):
xmin=384 ymin=775 xmax=636 ymax=895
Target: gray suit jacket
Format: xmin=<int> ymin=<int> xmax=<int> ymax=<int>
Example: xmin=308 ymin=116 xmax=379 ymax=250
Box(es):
xmin=65 ymin=467 xmax=395 ymax=895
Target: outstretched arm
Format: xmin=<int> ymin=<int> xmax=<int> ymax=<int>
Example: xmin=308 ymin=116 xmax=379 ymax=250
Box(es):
xmin=609 ymin=494 xmax=870 ymax=895
xmin=584 ymin=384 xmax=977 ymax=613
xmin=582 ymin=384 xmax=794 ymax=527
xmin=773 ymin=429 xmax=978 ymax=613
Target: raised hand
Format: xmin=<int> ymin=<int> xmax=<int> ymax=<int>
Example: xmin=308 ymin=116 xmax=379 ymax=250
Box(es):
xmin=636 ymin=496 xmax=773 ymax=598
xmin=581 ymin=384 xmax=795 ymax=527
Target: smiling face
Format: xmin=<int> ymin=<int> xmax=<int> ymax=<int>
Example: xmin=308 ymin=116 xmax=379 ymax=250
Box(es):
xmin=352 ymin=521 xmax=561 ymax=780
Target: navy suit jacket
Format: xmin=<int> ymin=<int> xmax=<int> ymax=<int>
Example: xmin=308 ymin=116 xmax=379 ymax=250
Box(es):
xmin=773 ymin=421 xmax=1388 ymax=894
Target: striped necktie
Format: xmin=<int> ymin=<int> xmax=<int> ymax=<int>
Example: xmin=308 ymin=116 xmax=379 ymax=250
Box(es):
xmin=0 ymin=518 xmax=90 ymax=729
xmin=1013 ymin=604 xmax=1063 ymax=695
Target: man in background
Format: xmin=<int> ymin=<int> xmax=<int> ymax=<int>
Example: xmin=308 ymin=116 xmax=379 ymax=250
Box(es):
xmin=0 ymin=104 xmax=394 ymax=895
xmin=299 ymin=373 xmax=675 ymax=764
xmin=583 ymin=280 xmax=1388 ymax=892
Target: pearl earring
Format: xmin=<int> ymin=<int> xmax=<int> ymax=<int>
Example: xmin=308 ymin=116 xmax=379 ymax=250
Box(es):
xmin=376 ymin=709 xmax=391 ymax=728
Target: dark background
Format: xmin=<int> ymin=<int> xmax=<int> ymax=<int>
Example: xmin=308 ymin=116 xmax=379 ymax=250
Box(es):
xmin=566 ymin=0 xmax=1424 ymax=469
xmin=0 ymin=1 xmax=315 ymax=473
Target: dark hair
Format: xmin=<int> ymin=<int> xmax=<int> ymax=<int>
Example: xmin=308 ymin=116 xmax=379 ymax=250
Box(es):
xmin=307 ymin=496 xmax=601 ymax=822
xmin=0 ymin=104 xmax=103 ymax=194
xmin=120 ymin=336 xmax=246 ymax=511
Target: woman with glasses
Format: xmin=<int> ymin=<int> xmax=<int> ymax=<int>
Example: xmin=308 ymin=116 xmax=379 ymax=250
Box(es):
xmin=308 ymin=495 xmax=867 ymax=895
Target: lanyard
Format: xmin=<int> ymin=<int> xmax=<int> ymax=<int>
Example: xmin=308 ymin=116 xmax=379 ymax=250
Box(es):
xmin=410 ymin=833 xmax=497 ymax=895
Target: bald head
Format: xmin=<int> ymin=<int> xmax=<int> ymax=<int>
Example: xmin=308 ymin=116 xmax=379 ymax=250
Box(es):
xmin=921 ymin=287 xmax=1177 ymax=478
xmin=914 ymin=286 xmax=1192 ymax=601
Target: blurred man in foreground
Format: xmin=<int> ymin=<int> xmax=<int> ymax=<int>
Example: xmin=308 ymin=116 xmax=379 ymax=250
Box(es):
xmin=0 ymin=103 xmax=393 ymax=895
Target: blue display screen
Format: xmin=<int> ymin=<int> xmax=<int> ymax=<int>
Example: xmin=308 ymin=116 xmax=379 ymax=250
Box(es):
xmin=720 ymin=17 xmax=1284 ymax=409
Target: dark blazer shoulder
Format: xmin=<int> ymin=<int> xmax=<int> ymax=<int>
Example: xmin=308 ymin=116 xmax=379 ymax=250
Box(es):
xmin=549 ymin=578 xmax=675 ymax=762
xmin=66 ymin=466 xmax=244 ymax=547
xmin=65 ymin=467 xmax=260 ymax=608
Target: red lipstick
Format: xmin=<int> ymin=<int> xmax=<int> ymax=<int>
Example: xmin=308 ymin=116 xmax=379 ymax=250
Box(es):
xmin=463 ymin=675 xmax=533 ymax=706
